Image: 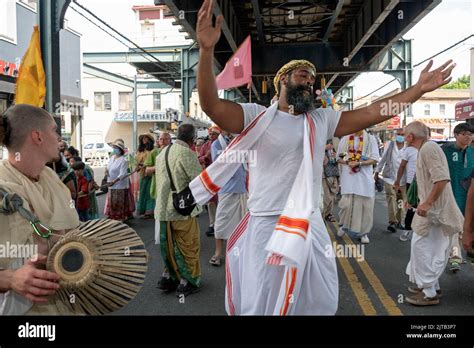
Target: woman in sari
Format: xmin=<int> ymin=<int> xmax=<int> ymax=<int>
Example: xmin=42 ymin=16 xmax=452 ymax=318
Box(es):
xmin=104 ymin=139 xmax=135 ymax=221
xmin=136 ymin=134 xmax=155 ymax=218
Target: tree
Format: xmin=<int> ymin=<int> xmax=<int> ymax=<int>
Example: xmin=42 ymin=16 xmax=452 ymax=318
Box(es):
xmin=441 ymin=74 xmax=470 ymax=89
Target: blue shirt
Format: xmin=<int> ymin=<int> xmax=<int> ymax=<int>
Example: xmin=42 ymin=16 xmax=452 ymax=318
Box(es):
xmin=211 ymin=139 xmax=247 ymax=194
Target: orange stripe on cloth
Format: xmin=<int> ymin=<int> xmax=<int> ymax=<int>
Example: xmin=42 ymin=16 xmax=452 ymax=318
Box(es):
xmin=280 ymin=267 xmax=297 ymax=315
xmin=199 ymin=169 xmax=220 ymax=196
xmin=275 ymin=227 xmax=307 ymax=240
xmin=277 ymin=216 xmax=309 ymax=232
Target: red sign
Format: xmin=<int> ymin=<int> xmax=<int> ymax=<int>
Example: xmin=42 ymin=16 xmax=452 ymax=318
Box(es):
xmin=0 ymin=59 xmax=19 ymax=77
xmin=387 ymin=116 xmax=401 ymax=129
xmin=455 ymin=98 xmax=474 ymax=121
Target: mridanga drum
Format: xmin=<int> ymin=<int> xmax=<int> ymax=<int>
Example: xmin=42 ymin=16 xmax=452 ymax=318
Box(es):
xmin=46 ymin=219 xmax=148 ymax=315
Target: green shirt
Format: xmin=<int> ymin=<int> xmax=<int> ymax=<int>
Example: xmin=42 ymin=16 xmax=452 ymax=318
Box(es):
xmin=442 ymin=143 xmax=474 ymax=215
xmin=144 ymin=148 xmax=161 ymax=199
xmin=155 ymin=140 xmax=202 ymax=221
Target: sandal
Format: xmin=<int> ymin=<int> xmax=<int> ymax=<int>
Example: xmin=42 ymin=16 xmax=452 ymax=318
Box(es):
xmin=325 ymin=214 xmax=336 ymax=222
xmin=209 ymin=256 xmax=221 ymax=266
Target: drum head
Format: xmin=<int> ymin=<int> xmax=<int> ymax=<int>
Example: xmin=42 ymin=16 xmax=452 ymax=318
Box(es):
xmin=47 ymin=219 xmax=148 ymax=315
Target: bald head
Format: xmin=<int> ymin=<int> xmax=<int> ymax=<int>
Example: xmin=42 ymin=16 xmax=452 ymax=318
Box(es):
xmin=1 ymin=104 xmax=55 ymax=152
xmin=404 ymin=121 xmax=430 ymax=140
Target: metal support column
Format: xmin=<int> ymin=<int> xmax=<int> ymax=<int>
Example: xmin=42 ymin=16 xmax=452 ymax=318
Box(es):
xmin=133 ymin=75 xmax=138 ymax=154
xmin=38 ymin=0 xmax=71 ymax=134
xmin=181 ymin=46 xmax=199 ymax=116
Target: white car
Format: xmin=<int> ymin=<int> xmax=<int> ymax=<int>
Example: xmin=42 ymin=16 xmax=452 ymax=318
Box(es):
xmin=83 ymin=142 xmax=113 ymax=161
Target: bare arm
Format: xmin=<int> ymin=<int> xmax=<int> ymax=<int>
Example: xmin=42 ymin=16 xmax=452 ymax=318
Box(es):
xmin=197 ymin=0 xmax=244 ymax=134
xmin=335 ymin=60 xmax=455 ymax=137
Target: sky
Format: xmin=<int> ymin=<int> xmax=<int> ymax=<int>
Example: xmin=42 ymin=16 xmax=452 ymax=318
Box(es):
xmin=65 ymin=0 xmax=474 ymax=98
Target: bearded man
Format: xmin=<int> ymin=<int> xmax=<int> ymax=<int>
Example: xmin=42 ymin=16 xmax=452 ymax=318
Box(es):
xmin=192 ymin=0 xmax=456 ymax=315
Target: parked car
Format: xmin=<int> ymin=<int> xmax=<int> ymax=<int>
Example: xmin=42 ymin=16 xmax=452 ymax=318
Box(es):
xmin=83 ymin=142 xmax=113 ymax=161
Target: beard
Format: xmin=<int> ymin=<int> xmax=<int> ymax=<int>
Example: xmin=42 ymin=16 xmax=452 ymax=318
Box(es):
xmin=286 ymin=81 xmax=315 ymax=114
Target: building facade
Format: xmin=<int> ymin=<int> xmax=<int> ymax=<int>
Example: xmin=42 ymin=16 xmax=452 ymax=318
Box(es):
xmin=80 ymin=3 xmax=212 ymax=151
xmin=81 ymin=74 xmax=182 ymax=148
xmin=358 ymin=88 xmax=470 ymax=139
xmin=0 ymin=0 xmax=83 ymax=157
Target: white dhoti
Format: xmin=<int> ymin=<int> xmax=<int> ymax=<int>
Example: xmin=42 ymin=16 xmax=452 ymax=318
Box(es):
xmin=214 ymin=192 xmax=248 ymax=240
xmin=406 ymin=225 xmax=451 ymax=297
xmin=225 ymin=212 xmax=338 ymax=315
xmin=338 ymin=194 xmax=374 ymax=235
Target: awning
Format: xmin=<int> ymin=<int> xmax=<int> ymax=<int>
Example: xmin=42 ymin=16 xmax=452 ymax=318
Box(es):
xmin=370 ymin=116 xmax=401 ymax=131
xmin=415 ymin=118 xmax=449 ymax=127
xmin=455 ymin=98 xmax=474 ymax=121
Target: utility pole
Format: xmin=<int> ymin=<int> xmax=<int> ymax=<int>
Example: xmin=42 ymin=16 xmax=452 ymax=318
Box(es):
xmin=133 ymin=75 xmax=138 ymax=154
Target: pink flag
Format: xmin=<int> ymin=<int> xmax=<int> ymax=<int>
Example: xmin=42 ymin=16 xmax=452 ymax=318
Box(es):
xmin=216 ymin=35 xmax=252 ymax=90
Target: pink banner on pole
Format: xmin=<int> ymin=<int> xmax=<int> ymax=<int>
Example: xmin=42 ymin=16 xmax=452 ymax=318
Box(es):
xmin=216 ymin=35 xmax=252 ymax=90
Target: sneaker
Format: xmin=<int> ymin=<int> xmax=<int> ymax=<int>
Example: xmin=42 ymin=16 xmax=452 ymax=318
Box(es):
xmin=449 ymin=261 xmax=461 ymax=273
xmin=209 ymin=256 xmax=221 ymax=266
xmin=337 ymin=227 xmax=346 ymax=237
xmin=176 ymin=282 xmax=200 ymax=297
xmin=157 ymin=277 xmax=178 ymax=292
xmin=400 ymin=230 xmax=411 ymax=242
xmin=360 ymin=235 xmax=370 ymax=244
xmin=387 ymin=223 xmax=396 ymax=233
xmin=405 ymin=291 xmax=440 ymax=306
xmin=396 ymin=223 xmax=405 ymax=230
xmin=206 ymin=226 xmax=215 ymax=237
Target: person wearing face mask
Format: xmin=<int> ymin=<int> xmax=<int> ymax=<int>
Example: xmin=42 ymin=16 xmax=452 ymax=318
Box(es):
xmin=104 ymin=139 xmax=135 ymax=222
xmin=375 ymin=129 xmax=408 ymax=234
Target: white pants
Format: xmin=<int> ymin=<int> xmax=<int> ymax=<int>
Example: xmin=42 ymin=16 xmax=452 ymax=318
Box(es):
xmin=225 ymin=213 xmax=339 ymax=315
xmin=406 ymin=225 xmax=451 ymax=298
xmin=214 ymin=192 xmax=248 ymax=240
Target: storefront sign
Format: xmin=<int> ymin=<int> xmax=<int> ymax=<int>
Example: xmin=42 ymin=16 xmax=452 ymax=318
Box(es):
xmin=114 ymin=111 xmax=170 ymax=122
xmin=455 ymin=98 xmax=474 ymax=121
xmin=0 ymin=59 xmax=19 ymax=78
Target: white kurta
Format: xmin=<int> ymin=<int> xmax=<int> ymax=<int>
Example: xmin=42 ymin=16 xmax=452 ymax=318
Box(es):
xmin=224 ymin=104 xmax=341 ymax=315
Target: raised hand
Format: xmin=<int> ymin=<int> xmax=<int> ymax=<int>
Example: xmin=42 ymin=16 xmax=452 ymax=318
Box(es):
xmin=196 ymin=0 xmax=224 ymax=50
xmin=416 ymin=60 xmax=456 ymax=93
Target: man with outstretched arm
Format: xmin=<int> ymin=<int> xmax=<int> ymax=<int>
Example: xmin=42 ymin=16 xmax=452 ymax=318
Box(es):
xmin=193 ymin=0 xmax=455 ymax=315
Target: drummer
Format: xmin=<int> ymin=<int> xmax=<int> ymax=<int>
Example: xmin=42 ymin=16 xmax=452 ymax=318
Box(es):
xmin=0 ymin=104 xmax=80 ymax=315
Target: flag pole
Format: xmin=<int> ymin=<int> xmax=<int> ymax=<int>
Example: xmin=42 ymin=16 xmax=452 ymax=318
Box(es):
xmin=249 ymin=83 xmax=252 ymax=103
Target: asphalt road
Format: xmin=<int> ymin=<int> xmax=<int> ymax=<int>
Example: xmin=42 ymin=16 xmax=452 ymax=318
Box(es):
xmin=94 ymin=190 xmax=474 ymax=316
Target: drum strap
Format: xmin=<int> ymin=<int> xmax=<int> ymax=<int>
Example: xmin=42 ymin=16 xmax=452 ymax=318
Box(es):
xmin=0 ymin=187 xmax=53 ymax=239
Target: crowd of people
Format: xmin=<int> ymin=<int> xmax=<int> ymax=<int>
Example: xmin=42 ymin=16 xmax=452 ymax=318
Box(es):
xmin=0 ymin=0 xmax=473 ymax=316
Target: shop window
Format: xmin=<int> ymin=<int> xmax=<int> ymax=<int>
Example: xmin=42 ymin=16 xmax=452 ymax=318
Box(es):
xmin=0 ymin=0 xmax=17 ymax=43
xmin=119 ymin=92 xmax=133 ymax=111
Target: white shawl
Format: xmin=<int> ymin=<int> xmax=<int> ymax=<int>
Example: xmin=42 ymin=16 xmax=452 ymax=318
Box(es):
xmin=190 ymin=102 xmax=317 ymax=267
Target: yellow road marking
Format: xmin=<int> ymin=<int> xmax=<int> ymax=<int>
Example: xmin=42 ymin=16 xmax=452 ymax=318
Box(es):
xmin=329 ymin=220 xmax=403 ymax=316
xmin=327 ymin=224 xmax=377 ymax=315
